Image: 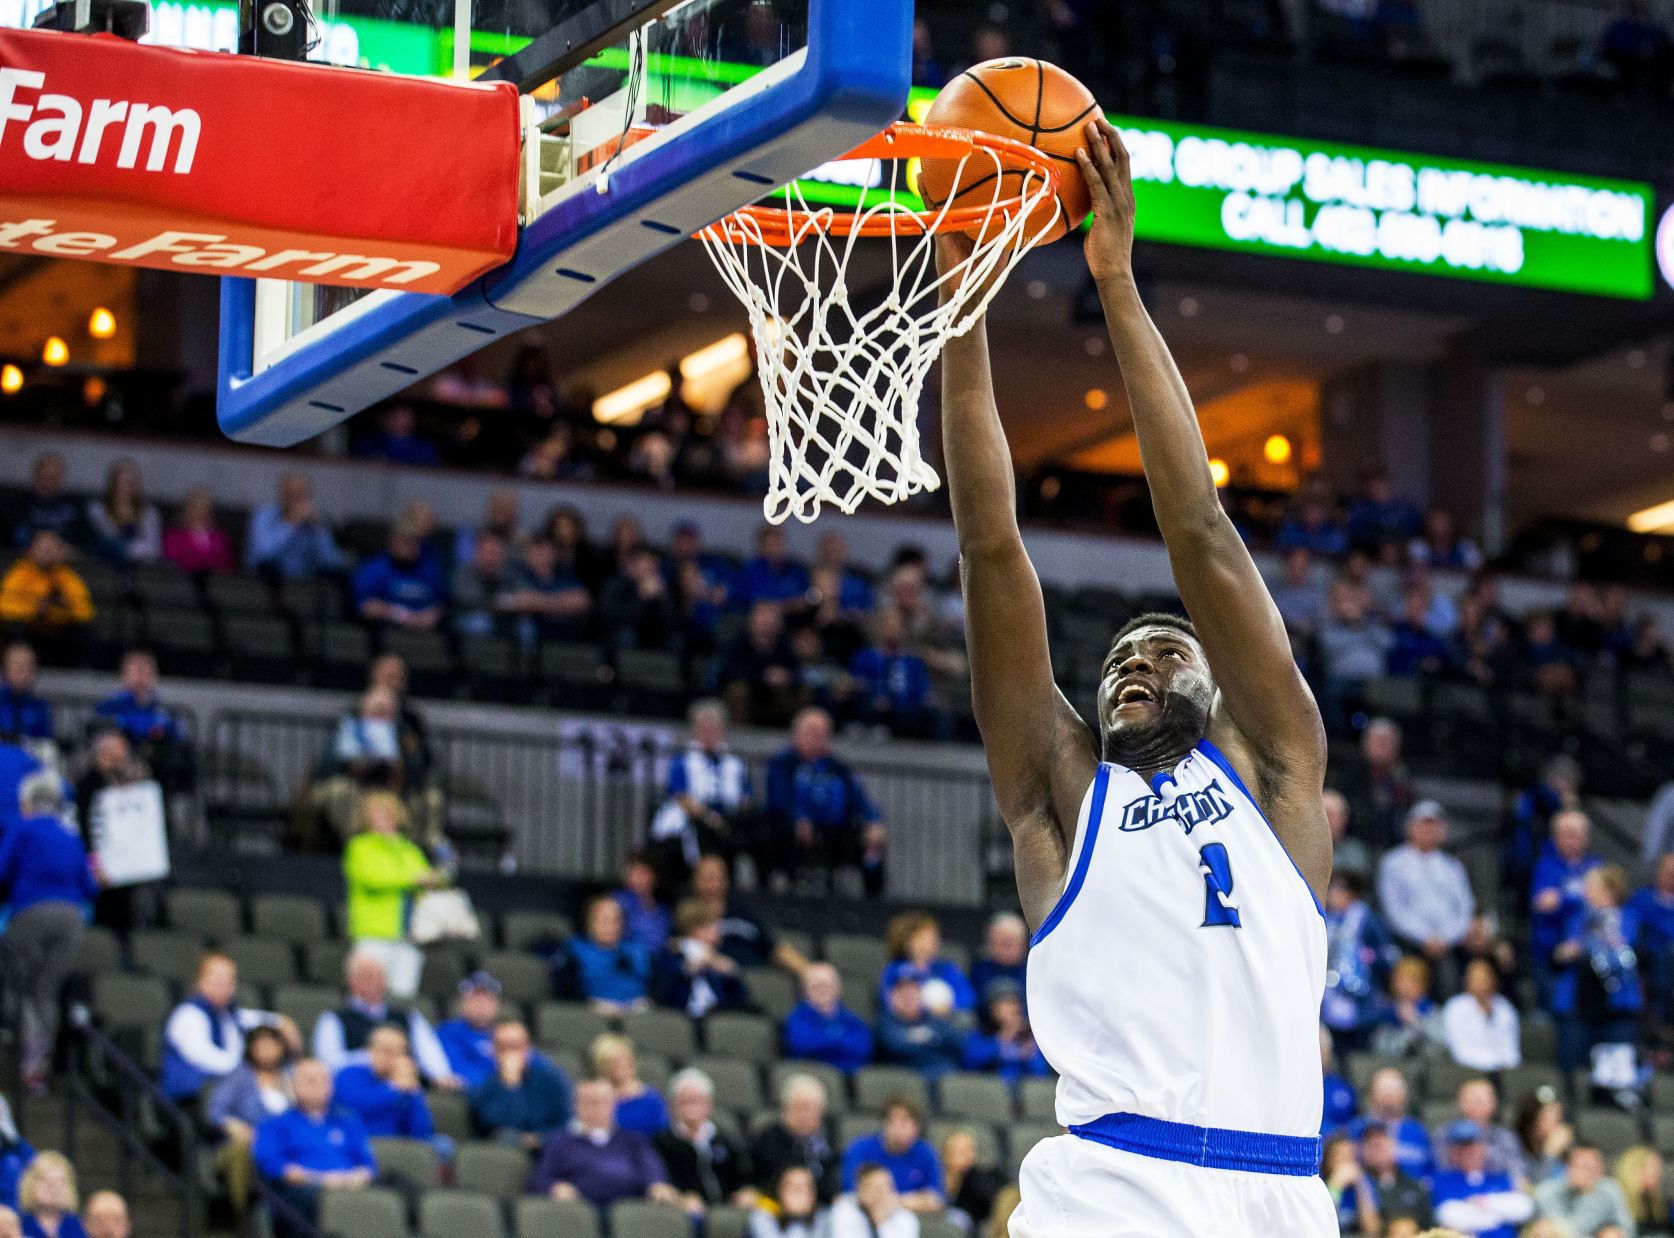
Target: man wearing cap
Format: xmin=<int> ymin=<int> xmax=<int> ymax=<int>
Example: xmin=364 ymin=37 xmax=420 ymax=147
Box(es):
xmin=1357 ymin=1121 xmax=1431 ymax=1231
xmin=1377 ymin=800 xmax=1476 ymax=994
xmin=1437 ymin=1079 xmax=1525 ymax=1182
xmin=1429 ymin=1121 xmax=1533 ymax=1238
xmin=435 ymin=972 xmax=505 ymax=1089
xmin=1533 ymin=1142 xmax=1635 ymax=1236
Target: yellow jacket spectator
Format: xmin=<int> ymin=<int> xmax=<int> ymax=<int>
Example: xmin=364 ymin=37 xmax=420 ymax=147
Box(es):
xmin=0 ymin=531 xmax=93 ymax=629
xmin=342 ymin=792 xmax=441 ymax=999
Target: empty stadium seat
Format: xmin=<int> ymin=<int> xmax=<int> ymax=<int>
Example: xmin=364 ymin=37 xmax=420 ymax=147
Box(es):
xmin=426 ymin=1090 xmax=473 ymax=1143
xmin=250 ymin=894 xmax=331 ymax=945
xmin=823 ymin=934 xmax=890 ymax=981
xmin=454 ymin=1142 xmax=531 ymax=1199
xmin=534 ymin=1002 xmax=610 ymax=1052
xmin=1423 ymin=1057 xmax=1484 ymax=1100
xmin=1018 ymin=1077 xmax=1057 ymax=1122
xmin=479 ymin=950 xmax=551 ymax=1008
xmin=837 ymin=1113 xmax=881 ymax=1147
xmin=938 ymin=1072 xmax=1013 ymax=1124
xmin=515 ymin=1197 xmax=601 ymax=1238
xmin=608 ymin=1200 xmax=688 ymax=1238
xmin=419 ymin=1189 xmax=504 ymax=1238
xmin=703 ymin=1011 xmax=776 ymax=1065
xmin=1576 ymin=1107 xmax=1642 ymax=1159
xmin=166 ymin=888 xmax=243 ymax=942
xmin=742 ymin=968 xmax=798 ymax=1022
xmin=72 ymin=925 xmax=121 ymax=978
xmin=128 ymin=928 xmax=205 ymax=986
xmin=371 ymin=1135 xmax=441 ymax=1191
xmin=853 ymin=1065 xmax=930 ymax=1115
xmin=418 ymin=945 xmax=470 ymax=1003
xmin=687 ymin=1057 xmax=764 ymax=1115
xmin=92 ymin=973 xmax=172 ymax=1034
xmin=500 ymin=911 xmax=572 ymax=951
xmin=704 ymin=1207 xmax=750 ymax=1238
xmin=272 ymin=985 xmax=339 ymax=1040
xmin=919 ymin=1213 xmax=967 ymax=1238
xmin=221 ymin=935 xmax=300 ymax=989
xmin=318 ymin=1186 xmax=408 ymax=1238
xmin=623 ymin=1008 xmax=697 ymax=1061
xmin=305 ymin=940 xmax=352 ymax=986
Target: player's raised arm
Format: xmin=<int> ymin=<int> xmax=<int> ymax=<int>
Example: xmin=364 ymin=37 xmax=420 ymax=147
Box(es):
xmin=935 ymin=236 xmax=1098 ymax=920
xmin=1074 ymin=119 xmax=1330 ymax=891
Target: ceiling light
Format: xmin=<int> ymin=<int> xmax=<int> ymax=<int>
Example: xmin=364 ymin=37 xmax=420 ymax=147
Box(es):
xmin=0 ymin=365 xmax=21 ymax=395
xmin=88 ymin=307 xmax=117 ymax=339
xmin=1208 ymin=458 xmax=1229 ymax=487
xmin=42 ymin=337 xmax=68 ymax=367
xmin=1084 ymin=389 xmax=1108 ymax=411
xmin=592 ymin=371 xmax=671 ymax=424
xmin=1627 ymin=498 xmax=1674 ymax=533
xmin=679 ymin=333 xmax=748 ymax=382
xmin=1264 ymin=434 xmax=1293 ymax=465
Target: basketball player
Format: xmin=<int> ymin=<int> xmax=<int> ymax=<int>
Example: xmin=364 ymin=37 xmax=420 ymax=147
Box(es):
xmin=936 ymin=118 xmax=1336 ymax=1236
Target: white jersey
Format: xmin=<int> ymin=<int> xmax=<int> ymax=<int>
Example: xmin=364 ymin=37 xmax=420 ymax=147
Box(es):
xmin=1027 ymin=740 xmax=1326 ymax=1143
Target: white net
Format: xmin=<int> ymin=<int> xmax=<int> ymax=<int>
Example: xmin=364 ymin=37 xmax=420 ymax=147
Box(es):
xmin=700 ymin=130 xmax=1061 ymax=524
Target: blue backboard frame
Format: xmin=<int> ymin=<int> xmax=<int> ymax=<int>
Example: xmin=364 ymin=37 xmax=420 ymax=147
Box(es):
xmin=217 ymin=0 xmax=913 ymax=447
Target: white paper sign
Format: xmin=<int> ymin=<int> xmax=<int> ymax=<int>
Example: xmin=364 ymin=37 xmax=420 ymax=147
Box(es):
xmin=91 ymin=780 xmax=171 ymax=888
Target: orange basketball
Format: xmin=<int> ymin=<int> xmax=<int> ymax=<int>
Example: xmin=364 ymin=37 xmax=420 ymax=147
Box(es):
xmin=916 ymin=58 xmax=1100 ymax=245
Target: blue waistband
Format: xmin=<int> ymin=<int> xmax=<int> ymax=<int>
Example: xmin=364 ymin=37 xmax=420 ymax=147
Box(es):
xmin=1069 ymin=1112 xmax=1322 ymax=1177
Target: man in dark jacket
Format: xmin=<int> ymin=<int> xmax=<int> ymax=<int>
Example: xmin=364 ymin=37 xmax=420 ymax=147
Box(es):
xmin=528 ymin=1078 xmax=675 ymax=1208
xmin=469 ymin=1022 xmax=571 ymax=1150
xmin=653 ymin=1069 xmax=756 ymax=1213
xmin=749 ymin=1072 xmax=840 ymax=1203
xmin=760 ymin=707 xmax=886 ymax=895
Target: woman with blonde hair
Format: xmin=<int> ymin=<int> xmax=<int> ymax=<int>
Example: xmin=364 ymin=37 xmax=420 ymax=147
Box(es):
xmin=1373 ymin=955 xmax=1439 ymax=1057
xmin=590 ymin=1033 xmax=669 ymax=1135
xmin=878 ymin=911 xmax=974 ymax=1017
xmin=1615 ymin=1144 xmax=1671 ymax=1232
xmin=17 ymin=1152 xmax=84 ymax=1238
xmin=342 ymin=790 xmax=443 ymax=999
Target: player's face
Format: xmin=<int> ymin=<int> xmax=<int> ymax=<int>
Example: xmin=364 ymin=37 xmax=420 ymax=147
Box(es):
xmin=1096 ymin=627 xmax=1213 ymax=760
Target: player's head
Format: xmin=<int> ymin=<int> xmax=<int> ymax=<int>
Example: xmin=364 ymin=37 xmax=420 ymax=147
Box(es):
xmin=1097 ymin=613 xmax=1212 ymax=765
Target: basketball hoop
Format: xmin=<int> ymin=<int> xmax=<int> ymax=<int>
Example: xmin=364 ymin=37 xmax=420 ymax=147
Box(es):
xmin=700 ymin=122 xmax=1063 ymax=524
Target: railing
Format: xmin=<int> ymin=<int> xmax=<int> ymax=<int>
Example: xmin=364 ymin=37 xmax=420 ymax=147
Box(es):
xmin=60 ymin=1008 xmax=199 ymax=1238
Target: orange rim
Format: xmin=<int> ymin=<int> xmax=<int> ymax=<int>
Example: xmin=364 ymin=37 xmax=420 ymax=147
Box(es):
xmin=700 ymin=122 xmax=1060 ymax=248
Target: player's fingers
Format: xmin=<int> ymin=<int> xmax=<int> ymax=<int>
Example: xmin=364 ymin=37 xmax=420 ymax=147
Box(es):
xmin=1096 ymin=117 xmax=1130 ymax=170
xmin=1075 ymin=148 xmax=1114 ymax=215
xmin=1081 ymin=122 xmax=1118 ymax=193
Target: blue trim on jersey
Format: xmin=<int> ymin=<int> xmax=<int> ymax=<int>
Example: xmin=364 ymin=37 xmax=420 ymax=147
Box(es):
xmin=1029 ymin=764 xmax=1112 ymax=948
xmin=1194 ymin=740 xmax=1324 ymax=919
xmin=1070 ymin=1111 xmax=1322 ymax=1176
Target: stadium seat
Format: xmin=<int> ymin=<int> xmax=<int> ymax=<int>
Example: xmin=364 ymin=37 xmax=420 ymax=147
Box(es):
xmin=250 ymin=894 xmax=330 ymax=945
xmin=1653 ymin=1112 xmax=1674 ymax=1151
xmin=743 ymin=968 xmax=798 ymax=1022
xmin=837 ymin=1113 xmax=882 ymax=1147
xmin=479 ymin=950 xmax=551 ymax=1008
xmin=636 ymin=1053 xmax=673 ymax=1090
xmin=221 ymin=935 xmax=300 ymax=989
xmin=222 ymin=614 xmax=297 ymax=674
xmin=1345 ymin=1053 xmax=1412 ymax=1094
xmin=319 ymin=622 xmax=373 ymax=674
xmin=460 ymin=634 xmax=522 ymax=682
xmin=272 ymin=985 xmax=340 ymax=1040
xmin=704 ymin=1206 xmax=750 ymax=1238
xmin=515 ymin=1197 xmax=601 ymax=1238
xmin=166 ymin=888 xmax=243 ymax=942
xmin=938 ymin=943 xmax=971 ymax=972
xmin=419 ymin=945 xmax=470 ymax=1003
xmin=317 ymin=1186 xmax=408 ymax=1238
xmin=145 ymin=607 xmax=220 ymax=663
xmin=623 ymin=1009 xmax=697 ymax=1061
xmin=1019 ymin=1077 xmax=1057 ymax=1122
xmin=919 ymin=1215 xmax=967 ymax=1238
xmin=1007 ymin=1122 xmax=1061 ymax=1178
xmin=823 ymin=934 xmax=890 ymax=982
xmin=688 ymin=1057 xmax=764 ymax=1115
xmin=1576 ymin=1107 xmax=1641 ymax=1159
xmin=426 ymin=1090 xmax=473 ymax=1143
xmin=844 ymin=982 xmax=878 ymax=1022
xmin=305 ymin=940 xmax=351 ymax=986
xmin=454 ymin=1142 xmax=531 ymax=1199
xmin=419 ymin=1189 xmax=505 ymax=1238
xmin=929 ymin=1120 xmax=1002 ymax=1167
xmin=1501 ymin=1062 xmax=1564 ymax=1100
xmin=852 ymin=1065 xmax=930 ymax=1115
xmin=770 ymin=1061 xmax=847 ymax=1112
xmin=1651 ymin=1074 xmax=1674 ymax=1111
xmin=1419 ymin=1098 xmax=1457 ymax=1130
xmin=279 ymin=578 xmax=342 ymax=622
xmin=92 ymin=973 xmax=172 ymax=1035
xmin=776 ymin=929 xmax=815 ymax=960
xmin=500 ymin=911 xmax=572 ymax=951
xmin=608 ymin=1200 xmax=688 ymax=1238
xmin=371 ymin=1135 xmax=441 ymax=1191
xmin=72 ymin=925 xmax=122 ymax=978
xmin=534 ymin=1002 xmax=610 ymax=1052
xmin=703 ymin=1011 xmax=776 ymax=1065
xmin=938 ymin=1072 xmax=1013 ymax=1124
xmin=1519 ymin=1019 xmax=1557 ymax=1064
xmin=128 ymin=928 xmax=205 ymax=986
xmin=539 ymin=642 xmax=608 ymax=687
xmin=1423 ymin=1057 xmax=1483 ymax=1100
xmin=203 ymin=573 xmax=277 ymax=614
xmin=133 ymin=565 xmax=203 ymax=610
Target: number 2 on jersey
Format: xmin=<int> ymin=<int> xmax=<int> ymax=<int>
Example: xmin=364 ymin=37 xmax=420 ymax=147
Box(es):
xmin=1198 ymin=843 xmax=1242 ymax=928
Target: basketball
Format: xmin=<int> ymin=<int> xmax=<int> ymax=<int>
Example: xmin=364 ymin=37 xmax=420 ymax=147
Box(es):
xmin=916 ymin=58 xmax=1101 ymax=245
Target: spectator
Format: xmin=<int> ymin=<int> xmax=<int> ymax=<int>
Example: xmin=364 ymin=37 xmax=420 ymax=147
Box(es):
xmin=454 ymin=490 xmax=524 ymax=567
xmin=961 ymin=980 xmax=1047 ymax=1085
xmin=1347 ymin=1068 xmax=1433 ymax=1180
xmin=1442 ymin=1078 xmax=1525 ymax=1181
xmin=1341 ymin=717 xmax=1415 ymax=852
xmin=332 ymin=1025 xmax=438 ymax=1143
xmin=0 ymin=1098 xmax=33 ymax=1212
xmin=1523 ymin=610 xmax=1582 ymax=696
xmin=783 ymin=964 xmax=873 ymax=1074
xmin=354 ymin=404 xmax=439 ymax=466
xmin=1627 ymin=854 xmax=1674 ymax=1025
xmin=1322 ymin=789 xmax=1372 ymax=884
xmin=649 ymin=700 xmax=753 ymax=884
xmin=1322 ymin=870 xmax=1396 ymax=1052
xmin=879 ymin=913 xmax=975 ymax=1016
xmin=1409 ymin=508 xmax=1482 ymax=572
xmin=720 ymin=602 xmax=804 ymax=728
xmin=78 ymin=1193 xmax=127 ymax=1238
xmin=95 ymin=649 xmax=190 ymax=789
xmin=1451 ymin=589 xmax=1516 ymax=686
xmin=1346 ymin=467 xmax=1422 ymax=554
xmin=1441 ymin=961 xmax=1522 ymax=1076
xmin=353 ymin=519 xmax=446 ymax=630
xmin=206 ymin=1025 xmax=295 ymax=1218
xmin=1319 ymin=579 xmax=1393 ymax=725
xmin=688 ymin=854 xmax=810 ymax=975
xmin=1462 ymin=914 xmax=1520 ymax=990
xmin=654 ymin=1068 xmax=756 ymax=1213
xmin=0 ymin=531 xmax=93 ymax=657
xmin=450 ymin=532 xmax=521 ymax=638
xmin=1511 ymin=754 xmax=1584 ymax=899
xmin=342 ymin=790 xmax=443 ymax=999
xmin=610 ymin=853 xmax=670 ymax=956
xmin=761 ymin=708 xmax=886 ymax=896
xmin=1430 ymin=1120 xmax=1534 ymax=1238
xmin=840 ymin=1097 xmax=942 ymax=1211
xmin=876 ymin=975 xmax=963 ymax=1083
xmin=651 ymin=898 xmax=751 ymax=1018
xmin=311 ymin=946 xmax=455 ymax=1085
xmin=566 ymin=896 xmax=652 ymax=1015
xmin=367 ymin=654 xmax=438 ymax=788
xmin=435 ymin=971 xmax=505 ymax=1089
xmin=1535 ymin=1142 xmax=1636 ymax=1236
xmin=752 ymin=1074 xmax=840 ymax=1203
xmin=540 ymin=505 xmax=605 ymax=591
xmin=17 ymin=1153 xmax=84 ymax=1238
xmin=1531 ymin=809 xmax=1603 ymax=1007
xmin=527 ymin=1077 xmax=675 ymax=1208
xmin=939 ymin=1128 xmax=1002 ymax=1231
xmin=1551 ymin=865 xmax=1644 ymax=1088
xmin=1320 ymin=1027 xmax=1358 ymax=1134
xmin=8 ymin=455 xmax=83 ymax=550
xmin=469 ymin=1020 xmax=571 ymax=1150
xmin=1276 ymin=495 xmax=1349 ymax=558
xmin=1322 ymin=1132 xmax=1380 ymax=1236
xmin=830 ymin=1164 xmax=918 ymax=1238
xmin=84 ymin=459 xmax=160 ymax=567
xmin=1357 ymin=1121 xmax=1432 ymax=1231
xmin=162 ymin=489 xmax=236 ymax=576
xmin=162 ymin=951 xmax=297 ymax=1102
xmin=252 ymin=1058 xmax=376 ymax=1237
xmin=1377 ymin=800 xmax=1474 ymax=993
xmin=312 ymin=688 xmax=405 ymax=844
xmin=1386 ymin=587 xmax=1453 ymax=677
xmin=505 ymin=535 xmax=593 ymax=645
xmin=599 ymin=547 xmax=676 ymax=652
xmin=737 ymin=526 xmax=809 ymax=610
xmin=1373 ymin=955 xmax=1439 ymax=1058
xmin=592 ymin=1033 xmax=669 ymax=1136
xmin=847 ymin=610 xmax=937 ymax=739
xmin=969 ymin=913 xmax=1028 ymax=1004
xmin=1614 ymin=1145 xmax=1669 ymax=1234
xmin=245 ymin=473 xmax=347 ymax=582
xmin=0 ymin=644 xmax=51 ymax=746
xmin=1516 ymin=1089 xmax=1576 ymax=1187
xmin=0 ymin=773 xmax=93 ymax=1092
xmin=750 ymin=1165 xmax=831 ymax=1238
xmin=71 ymin=728 xmax=149 ymax=932
xmin=1641 ymin=775 xmax=1674 ymax=874
xmin=1270 ymin=546 xmax=1327 ymax=634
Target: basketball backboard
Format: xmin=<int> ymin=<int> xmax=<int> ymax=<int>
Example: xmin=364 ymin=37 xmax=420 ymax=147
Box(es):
xmin=216 ymin=0 xmax=913 ymax=447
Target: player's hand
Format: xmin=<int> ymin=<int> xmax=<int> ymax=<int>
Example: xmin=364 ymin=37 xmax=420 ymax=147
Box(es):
xmin=1076 ymin=118 xmax=1136 ymax=287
